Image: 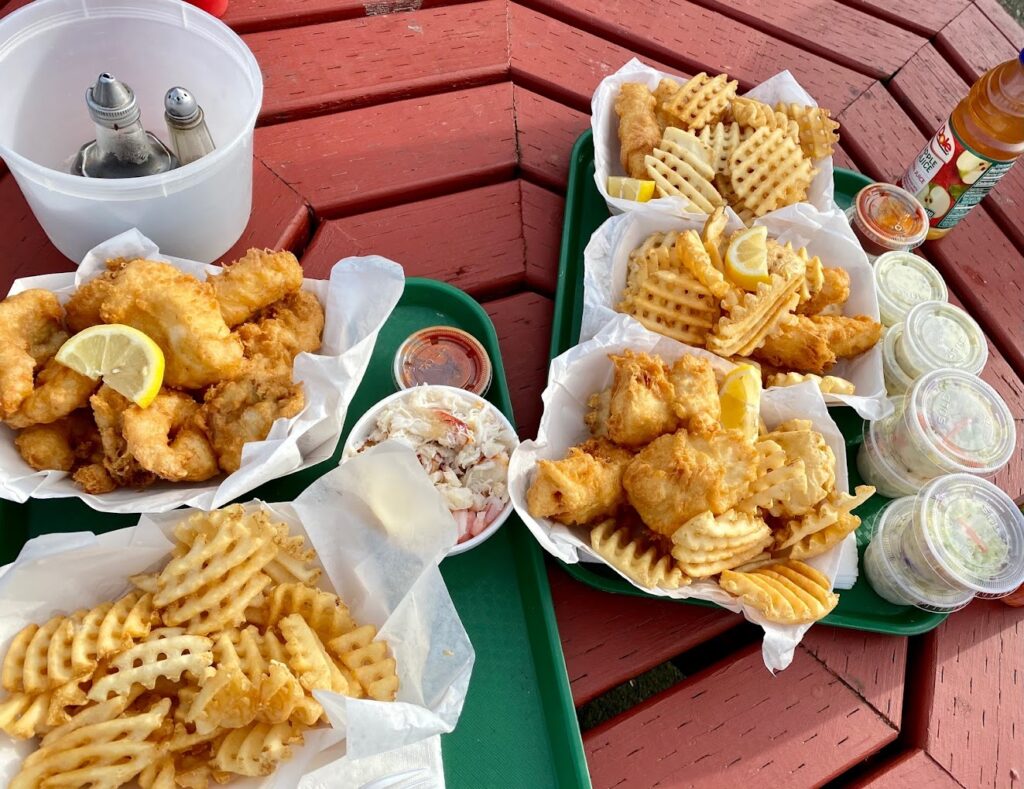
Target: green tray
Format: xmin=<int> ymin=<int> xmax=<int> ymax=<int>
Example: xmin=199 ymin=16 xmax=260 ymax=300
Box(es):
xmin=551 ymin=129 xmax=947 ymax=636
xmin=0 ymin=278 xmax=590 ymax=789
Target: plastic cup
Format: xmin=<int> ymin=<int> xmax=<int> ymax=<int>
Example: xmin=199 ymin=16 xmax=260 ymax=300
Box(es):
xmin=0 ymin=0 xmax=262 ymax=263
xmin=889 ymin=369 xmax=1016 ymax=480
xmin=895 ymin=301 xmax=988 ymax=378
xmin=908 ymin=474 xmax=1024 ymax=597
xmin=873 ymin=251 xmax=948 ymax=327
xmin=881 ymin=324 xmax=915 ymax=395
xmin=863 ymin=497 xmax=975 ymax=611
xmin=857 ymin=402 xmax=929 ymax=498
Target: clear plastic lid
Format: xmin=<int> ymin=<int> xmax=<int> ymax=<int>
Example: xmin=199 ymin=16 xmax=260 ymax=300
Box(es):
xmin=851 ymin=184 xmax=930 ymax=256
xmin=874 ymin=251 xmax=948 ymax=327
xmin=914 ymin=474 xmax=1024 ymax=596
xmin=866 ymin=497 xmax=975 ymax=612
xmin=881 ymin=324 xmax=915 ymax=395
xmin=393 ymin=326 xmax=492 ymax=395
xmin=905 ymin=369 xmax=1016 ymax=475
xmin=859 ymin=416 xmax=923 ymax=498
xmin=898 ymin=301 xmax=987 ymax=377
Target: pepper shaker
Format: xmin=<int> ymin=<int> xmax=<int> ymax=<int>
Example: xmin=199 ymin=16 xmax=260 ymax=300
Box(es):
xmin=164 ymin=87 xmax=216 ymax=166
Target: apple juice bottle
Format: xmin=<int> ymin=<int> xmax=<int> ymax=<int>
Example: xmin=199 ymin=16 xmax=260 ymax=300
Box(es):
xmin=900 ymin=49 xmax=1024 ymax=240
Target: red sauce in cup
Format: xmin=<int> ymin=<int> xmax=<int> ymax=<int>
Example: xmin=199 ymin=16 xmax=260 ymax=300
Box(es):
xmin=394 ymin=326 xmax=492 ymax=395
xmin=849 ymin=183 xmax=929 ymax=257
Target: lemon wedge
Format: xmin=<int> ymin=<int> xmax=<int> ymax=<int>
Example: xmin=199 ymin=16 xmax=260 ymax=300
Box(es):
xmin=724 ymin=225 xmax=770 ymax=291
xmin=55 ymin=324 xmax=164 ymax=408
xmin=719 ymin=364 xmax=761 ymax=442
xmin=608 ymin=176 xmax=656 ymax=202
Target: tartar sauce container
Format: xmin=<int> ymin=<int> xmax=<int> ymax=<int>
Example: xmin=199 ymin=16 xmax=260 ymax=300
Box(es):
xmin=873 ymin=251 xmax=948 ymax=327
xmin=881 ymin=325 xmax=915 ymax=395
xmin=895 ymin=301 xmax=987 ymax=378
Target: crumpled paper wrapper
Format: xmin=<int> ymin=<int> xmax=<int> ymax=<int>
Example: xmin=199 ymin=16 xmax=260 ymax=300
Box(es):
xmin=509 ymin=315 xmax=854 ymax=672
xmin=591 ymin=58 xmax=835 ymax=219
xmin=0 ymin=441 xmax=473 ymax=788
xmin=0 ymin=229 xmax=405 ymax=513
xmin=580 ymin=204 xmax=891 ymax=420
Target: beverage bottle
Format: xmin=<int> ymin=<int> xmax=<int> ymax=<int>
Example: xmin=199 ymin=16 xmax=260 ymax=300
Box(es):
xmin=900 ymin=50 xmax=1024 ymax=240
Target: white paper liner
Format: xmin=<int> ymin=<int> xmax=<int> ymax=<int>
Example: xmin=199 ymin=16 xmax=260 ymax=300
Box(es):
xmin=509 ymin=315 xmax=855 ymax=671
xmin=0 ymin=229 xmax=405 ymax=513
xmin=591 ymin=58 xmax=835 ymax=219
xmin=580 ymin=203 xmax=891 ymax=420
xmin=0 ymin=441 xmax=472 ymax=788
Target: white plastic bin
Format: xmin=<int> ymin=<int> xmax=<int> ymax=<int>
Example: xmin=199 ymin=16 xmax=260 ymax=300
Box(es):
xmin=0 ymin=0 xmax=263 ymax=263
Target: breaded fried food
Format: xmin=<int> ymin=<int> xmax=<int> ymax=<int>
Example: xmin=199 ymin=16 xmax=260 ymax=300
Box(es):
xmin=63 ymin=259 xmax=131 ymax=333
xmin=99 ymin=260 xmax=243 ymax=389
xmin=89 ymin=386 xmax=156 ymax=489
xmin=586 ymin=351 xmax=678 ymax=448
xmin=667 ymin=355 xmax=720 ymax=433
xmin=753 ymin=317 xmax=837 ymax=375
xmin=210 ymin=249 xmax=305 ymax=328
xmin=527 ymin=439 xmax=632 ymax=526
xmin=236 ymin=291 xmax=325 ymax=377
xmin=122 ymin=390 xmax=219 ymax=482
xmin=806 ymin=314 xmax=883 ymax=359
xmin=798 ymin=267 xmax=850 ymax=316
xmin=615 ymin=83 xmax=662 ymax=179
xmin=0 ymin=290 xmax=66 ymax=419
xmin=4 ymin=358 xmax=98 ymax=429
xmin=13 ymin=411 xmax=100 ymax=472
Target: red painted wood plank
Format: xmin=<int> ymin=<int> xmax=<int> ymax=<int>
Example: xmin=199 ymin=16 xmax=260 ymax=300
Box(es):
xmin=937 ymin=4 xmax=1020 ymax=83
xmin=222 ymin=158 xmax=312 ymax=260
xmin=851 ymin=748 xmax=960 ymax=788
xmin=255 ymin=83 xmax=517 ymax=215
xmin=972 ymin=0 xmax=1024 ymax=50
xmin=514 ymin=86 xmax=588 ymax=190
xmin=800 ymin=628 xmax=907 ymax=728
xmin=245 ymin=1 xmax=509 ymax=123
xmin=837 ymin=80 xmax=927 ymax=184
xmin=584 ymin=644 xmax=898 ymax=788
xmin=484 ymin=291 xmax=553 ymax=437
xmin=525 ymin=0 xmax=874 ymax=113
xmin=548 ymin=566 xmax=739 ymax=706
xmin=224 ymin=0 xmax=480 ymax=33
xmin=909 ymin=599 xmax=1024 ymax=787
xmin=832 ymin=143 xmax=860 ymax=173
xmin=838 ymin=0 xmax=969 ymax=36
xmin=521 ymin=180 xmax=564 ymax=294
xmin=299 ymin=181 xmax=526 ymax=296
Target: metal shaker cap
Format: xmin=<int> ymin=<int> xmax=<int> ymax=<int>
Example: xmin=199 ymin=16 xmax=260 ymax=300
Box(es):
xmin=86 ymin=73 xmax=140 ymax=127
xmin=165 ymin=87 xmax=200 ymax=125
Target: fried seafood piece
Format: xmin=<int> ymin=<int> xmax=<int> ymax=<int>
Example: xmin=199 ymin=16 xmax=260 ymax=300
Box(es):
xmin=236 ymin=291 xmax=325 ymax=377
xmin=623 ymin=429 xmax=758 ymax=537
xmin=122 ymin=390 xmax=219 ymax=482
xmin=88 ymin=386 xmax=156 ymax=490
xmin=753 ymin=316 xmax=837 ymax=375
xmin=615 ymin=83 xmax=663 ymax=179
xmin=526 ymin=439 xmax=632 ymax=526
xmin=667 ymin=355 xmax=720 ymax=434
xmin=0 ymin=289 xmax=67 ymax=419
xmin=199 ymin=375 xmax=305 ymax=473
xmin=585 ymin=351 xmax=678 ymax=447
xmin=63 ymin=259 xmax=131 ymax=333
xmin=209 ymin=249 xmax=305 ymax=328
xmin=798 ymin=267 xmax=850 ymax=316
xmin=14 ymin=410 xmax=100 ymax=472
xmin=4 ymin=358 xmax=98 ymax=429
xmin=99 ymin=259 xmax=243 ymax=389
xmin=806 ymin=314 xmax=883 ymax=359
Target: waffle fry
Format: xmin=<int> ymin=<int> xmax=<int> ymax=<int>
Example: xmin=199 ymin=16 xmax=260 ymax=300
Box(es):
xmin=265 ymin=583 xmax=354 ymax=642
xmin=766 ymin=372 xmax=856 ymax=395
xmin=589 ymin=520 xmax=689 ymax=590
xmin=701 ymin=207 xmax=728 ymax=274
xmin=89 ymin=634 xmax=214 ymax=702
xmin=697 ymin=122 xmax=747 ymax=177
xmin=730 ymin=97 xmax=799 ymax=143
xmin=763 ymin=419 xmax=836 ymax=517
xmin=0 ymin=691 xmax=52 ymax=740
xmin=670 ymin=510 xmax=773 ymax=577
xmin=774 ymin=486 xmax=874 ymax=553
xmin=626 ymin=231 xmax=678 ymax=282
xmin=264 ymin=533 xmax=322 ymax=587
xmin=71 ymin=602 xmax=112 ymax=675
xmin=775 ymin=102 xmax=840 ymax=159
xmin=46 ymin=676 xmax=90 ymax=727
xmin=645 ymin=144 xmax=723 ymax=213
xmin=212 ymin=721 xmax=302 ymax=778
xmin=278 ymin=614 xmax=350 ymax=695
xmin=730 ymin=127 xmax=815 ymax=217
xmin=707 ymin=272 xmax=802 ymax=357
xmin=328 ymin=625 xmax=400 ymax=701
xmin=661 ymin=72 xmax=737 ymax=131
xmin=619 ymin=268 xmax=721 ymax=345
xmin=719 ymin=560 xmax=838 ymax=624
xmin=676 ymin=230 xmax=732 ymax=299
xmin=97 ymin=591 xmax=156 ymax=658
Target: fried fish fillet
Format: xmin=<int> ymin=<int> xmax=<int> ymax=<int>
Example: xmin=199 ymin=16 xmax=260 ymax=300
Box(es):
xmin=805 ymin=314 xmax=882 ymax=359
xmin=667 ymin=355 xmax=720 ymax=434
xmin=586 ymin=351 xmax=678 ymax=447
xmin=209 ymin=249 xmax=305 ymax=328
xmin=615 ymin=83 xmax=662 ymax=179
xmin=753 ymin=317 xmax=837 ymax=375
xmin=798 ymin=267 xmax=849 ymax=316
xmin=526 ymin=439 xmax=632 ymax=526
xmin=0 ymin=289 xmax=66 ymax=419
xmin=236 ymin=290 xmax=325 ymax=377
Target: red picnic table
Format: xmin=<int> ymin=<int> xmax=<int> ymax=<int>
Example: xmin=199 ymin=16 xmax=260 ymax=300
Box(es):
xmin=2 ymin=0 xmax=1023 ymax=785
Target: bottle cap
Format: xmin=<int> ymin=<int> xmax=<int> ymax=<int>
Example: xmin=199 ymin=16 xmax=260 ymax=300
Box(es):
xmin=86 ymin=73 xmax=140 ymax=127
xmin=165 ymin=87 xmax=200 ymax=124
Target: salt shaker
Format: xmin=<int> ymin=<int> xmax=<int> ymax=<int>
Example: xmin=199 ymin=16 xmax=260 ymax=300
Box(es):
xmin=164 ymin=87 xmax=216 ymax=166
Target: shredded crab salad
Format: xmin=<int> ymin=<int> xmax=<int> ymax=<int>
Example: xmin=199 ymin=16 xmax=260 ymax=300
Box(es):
xmin=356 ymin=387 xmax=518 ymax=542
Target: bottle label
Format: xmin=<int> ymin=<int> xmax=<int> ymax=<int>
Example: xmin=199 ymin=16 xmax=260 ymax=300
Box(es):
xmin=900 ymin=119 xmax=1015 ymax=230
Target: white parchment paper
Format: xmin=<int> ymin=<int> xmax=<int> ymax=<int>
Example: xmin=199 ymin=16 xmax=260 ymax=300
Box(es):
xmin=0 ymin=229 xmax=405 ymax=513
xmin=0 ymin=441 xmax=472 ymax=788
xmin=509 ymin=316 xmax=854 ymax=671
xmin=592 ymin=58 xmax=836 ymax=218
xmin=580 ymin=205 xmax=890 ymax=420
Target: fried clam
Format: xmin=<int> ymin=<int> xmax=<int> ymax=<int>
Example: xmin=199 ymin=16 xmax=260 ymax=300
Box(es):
xmin=526 ymin=439 xmax=633 ymax=526
xmin=4 ymin=358 xmax=98 ymax=430
xmin=0 ymin=289 xmax=68 ymax=419
xmin=209 ymin=248 xmax=305 ymax=328
xmin=122 ymin=390 xmax=219 ymax=482
xmin=63 ymin=258 xmax=132 ymax=334
xmin=235 ymin=290 xmax=326 ymax=377
xmin=86 ymin=385 xmax=156 ymax=490
xmin=14 ymin=410 xmax=102 ymax=473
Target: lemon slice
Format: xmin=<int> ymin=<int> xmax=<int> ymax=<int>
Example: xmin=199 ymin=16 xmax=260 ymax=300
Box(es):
xmin=55 ymin=325 xmax=164 ymax=408
xmin=725 ymin=225 xmax=770 ymax=291
xmin=719 ymin=364 xmax=761 ymax=442
xmin=608 ymin=176 xmax=656 ymax=202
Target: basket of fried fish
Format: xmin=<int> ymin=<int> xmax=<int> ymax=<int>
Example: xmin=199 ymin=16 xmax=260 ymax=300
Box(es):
xmin=509 ymin=317 xmax=874 ymax=668
xmin=0 ymin=230 xmax=403 ymax=512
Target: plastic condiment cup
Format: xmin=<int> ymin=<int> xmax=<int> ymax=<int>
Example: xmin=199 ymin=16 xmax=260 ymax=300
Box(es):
xmin=846 ymin=183 xmax=929 ymax=260
xmin=881 ymin=324 xmax=915 ymax=395
xmin=863 ymin=497 xmax=975 ymax=611
xmin=857 ymin=403 xmax=928 ymax=498
xmin=907 ymin=474 xmax=1024 ymax=597
xmin=895 ymin=301 xmax=987 ymax=378
xmin=873 ymin=251 xmax=948 ymax=327
xmin=891 ymin=369 xmax=1016 ymax=479
xmin=392 ymin=326 xmax=493 ymax=395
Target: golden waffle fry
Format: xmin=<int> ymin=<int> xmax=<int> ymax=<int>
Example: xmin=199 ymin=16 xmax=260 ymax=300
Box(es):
xmin=71 ymin=602 xmax=111 ymax=675
xmin=766 ymin=372 xmax=856 ymax=395
xmin=670 ymin=510 xmax=773 ymax=577
xmin=185 ymin=664 xmax=256 ymax=735
xmin=774 ymin=486 xmax=874 ymax=552
xmin=730 ymin=552 xmax=777 ymax=573
xmin=736 ymin=456 xmax=807 ymax=514
xmin=719 ymin=560 xmax=838 ymax=624
xmin=265 ymin=583 xmax=355 ymax=642
xmin=45 ymin=618 xmax=80 ymax=690
xmin=763 ymin=420 xmax=836 ymax=517
xmin=701 ymin=207 xmax=728 ymax=274
xmin=661 ymin=127 xmax=714 ymax=167
xmin=0 ymin=691 xmax=53 ymax=739
xmin=661 ymin=72 xmax=737 ymax=131
xmin=618 ymin=269 xmax=720 ymax=346
xmin=765 ymin=240 xmax=807 ymax=298
xmin=775 ymin=102 xmax=840 ymax=159
xmin=730 ymin=127 xmax=816 ymax=217
xmin=707 ymin=271 xmax=801 ymax=357
xmin=39 ymin=697 xmax=129 ymax=748
xmin=212 ymin=720 xmax=302 ymax=778
xmin=138 ymin=757 xmax=176 ymax=789
xmin=3 ymin=623 xmax=39 ymax=693
xmin=46 ymin=676 xmax=91 ymax=727
xmin=97 ymin=591 xmax=155 ymax=658
xmin=328 ymin=625 xmax=400 ymax=702
xmin=626 ymin=231 xmax=678 ymax=283
xmin=798 ymin=247 xmax=825 ymax=302
xmin=589 ymin=520 xmax=690 ymax=590
xmin=264 ymin=532 xmax=322 ymax=587
xmin=89 ymin=634 xmax=214 ymax=702
xmin=731 ymin=97 xmax=800 ymax=142
xmin=782 ymin=511 xmax=860 ymax=560
xmin=644 ymin=148 xmax=723 ymax=213
xmin=675 ymin=230 xmax=732 ymax=299
xmin=259 ymin=660 xmax=321 ymax=726
xmin=697 ymin=122 xmax=747 ymax=177
xmin=278 ymin=613 xmax=350 ymax=695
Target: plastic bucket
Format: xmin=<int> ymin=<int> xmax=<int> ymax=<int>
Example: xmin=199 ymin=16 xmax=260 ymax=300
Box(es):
xmin=0 ymin=0 xmax=262 ymax=263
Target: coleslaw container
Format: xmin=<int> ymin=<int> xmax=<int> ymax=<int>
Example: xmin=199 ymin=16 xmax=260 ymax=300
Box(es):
xmin=857 ymin=403 xmax=929 ymax=498
xmin=873 ymin=251 xmax=948 ymax=327
xmin=881 ymin=325 xmax=915 ymax=395
xmin=896 ymin=301 xmax=987 ymax=378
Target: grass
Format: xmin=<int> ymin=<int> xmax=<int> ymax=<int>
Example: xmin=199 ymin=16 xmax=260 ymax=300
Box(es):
xmin=1000 ymin=0 xmax=1024 ymax=24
